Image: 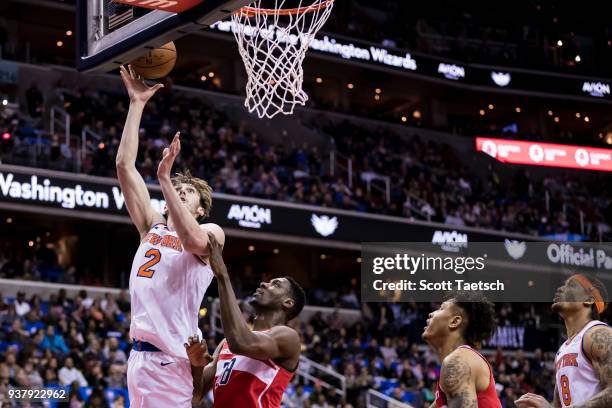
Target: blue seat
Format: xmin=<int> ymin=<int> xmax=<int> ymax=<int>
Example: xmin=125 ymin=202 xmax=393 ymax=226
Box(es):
xmin=378 ymin=378 xmax=399 ymax=393
xmin=40 ymin=301 xmax=50 ymax=315
xmin=79 ymin=386 xmax=93 ymax=401
xmin=402 ymin=391 xmax=416 ymax=403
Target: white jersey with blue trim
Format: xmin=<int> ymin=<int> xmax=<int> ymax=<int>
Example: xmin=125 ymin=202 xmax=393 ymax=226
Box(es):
xmin=129 ymin=223 xmax=213 ymax=359
xmin=555 ymin=320 xmax=609 ymax=406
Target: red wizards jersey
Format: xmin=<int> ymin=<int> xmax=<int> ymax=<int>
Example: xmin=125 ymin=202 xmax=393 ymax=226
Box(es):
xmin=213 ymin=340 xmax=295 ymax=408
xmin=435 ymin=346 xmax=502 ymax=408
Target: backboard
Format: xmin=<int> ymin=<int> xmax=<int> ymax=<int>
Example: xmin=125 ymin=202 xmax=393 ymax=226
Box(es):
xmin=76 ymin=0 xmax=250 ymax=73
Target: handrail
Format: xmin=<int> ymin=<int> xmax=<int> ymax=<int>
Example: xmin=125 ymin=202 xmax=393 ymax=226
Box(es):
xmin=330 ymin=150 xmax=354 ymax=188
xmin=404 ymin=193 xmax=432 ymax=221
xmin=363 ymin=174 xmax=390 ymax=204
xmin=50 ymin=105 xmax=70 ymax=147
xmin=297 ymin=355 xmax=346 ymax=397
xmin=80 ymin=126 xmax=102 ymax=173
xmin=298 ymin=355 xmax=345 ymax=383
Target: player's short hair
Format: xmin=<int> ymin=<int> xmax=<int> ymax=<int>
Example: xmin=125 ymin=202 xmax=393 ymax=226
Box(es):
xmin=448 ymin=291 xmax=497 ymax=348
xmin=283 ymin=276 xmax=306 ymax=321
xmin=171 ymin=170 xmax=213 ymax=221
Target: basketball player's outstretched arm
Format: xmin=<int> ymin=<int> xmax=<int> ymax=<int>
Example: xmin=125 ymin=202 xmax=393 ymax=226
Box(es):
xmin=156 ymin=134 xmax=224 ymax=255
xmin=117 ymin=65 xmax=165 ymax=238
xmin=515 ymin=384 xmax=561 ymax=408
xmin=185 ymin=336 xmax=222 ymax=404
xmin=439 ymin=352 xmax=478 ymax=408
xmin=207 ymin=232 xmax=301 ymax=362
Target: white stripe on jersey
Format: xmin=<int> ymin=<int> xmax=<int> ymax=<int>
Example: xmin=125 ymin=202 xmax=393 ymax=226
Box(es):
xmin=216 ymin=355 xmax=280 ymax=386
xmin=555 ymin=320 xmax=608 ymax=406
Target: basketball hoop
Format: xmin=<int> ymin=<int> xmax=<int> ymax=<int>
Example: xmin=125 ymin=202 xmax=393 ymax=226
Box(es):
xmin=231 ymin=0 xmax=334 ymax=118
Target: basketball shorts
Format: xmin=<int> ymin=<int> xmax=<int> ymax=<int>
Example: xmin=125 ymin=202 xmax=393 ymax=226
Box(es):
xmin=127 ymin=348 xmax=193 ymax=408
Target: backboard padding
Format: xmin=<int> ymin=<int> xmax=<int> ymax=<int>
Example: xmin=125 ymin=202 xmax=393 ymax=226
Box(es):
xmin=76 ymin=0 xmax=250 ymax=72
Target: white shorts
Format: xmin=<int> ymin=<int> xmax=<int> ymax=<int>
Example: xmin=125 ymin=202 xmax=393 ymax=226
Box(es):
xmin=127 ymin=349 xmax=193 ymax=408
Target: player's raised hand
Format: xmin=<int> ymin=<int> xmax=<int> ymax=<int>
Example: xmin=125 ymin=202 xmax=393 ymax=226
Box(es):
xmin=119 ymin=64 xmax=164 ymax=104
xmin=184 ymin=335 xmax=213 ymax=367
xmin=157 ymin=132 xmax=180 ymax=180
xmin=207 ymin=231 xmax=227 ymax=277
xmin=515 ymin=393 xmax=553 ymax=408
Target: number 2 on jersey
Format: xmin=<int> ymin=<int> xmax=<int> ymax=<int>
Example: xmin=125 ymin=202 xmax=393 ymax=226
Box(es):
xmin=137 ymin=249 xmax=161 ymax=278
xmin=560 ymin=374 xmax=572 ymax=406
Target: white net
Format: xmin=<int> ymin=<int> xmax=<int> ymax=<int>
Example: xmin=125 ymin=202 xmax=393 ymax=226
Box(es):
xmin=231 ymin=0 xmax=334 ymax=119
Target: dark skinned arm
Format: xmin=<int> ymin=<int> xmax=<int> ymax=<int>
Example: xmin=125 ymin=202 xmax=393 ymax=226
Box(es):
xmin=185 ymin=335 xmax=222 ymax=404
xmin=515 ymin=380 xmax=562 ymax=408
xmin=207 ymin=232 xmax=301 ymax=361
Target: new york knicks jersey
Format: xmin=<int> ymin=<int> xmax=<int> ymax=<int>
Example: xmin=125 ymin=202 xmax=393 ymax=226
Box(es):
xmin=213 ymin=340 xmax=294 ymax=408
xmin=555 ymin=320 xmax=608 ymax=406
xmin=129 ymin=223 xmax=213 ymax=359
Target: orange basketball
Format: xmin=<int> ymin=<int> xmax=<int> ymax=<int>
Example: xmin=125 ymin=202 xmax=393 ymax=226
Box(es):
xmin=131 ymin=42 xmax=176 ymax=79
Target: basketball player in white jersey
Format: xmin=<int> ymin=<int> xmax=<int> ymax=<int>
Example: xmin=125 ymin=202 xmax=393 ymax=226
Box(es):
xmin=516 ymin=274 xmax=611 ymax=408
xmin=184 ymin=232 xmax=305 ymax=407
xmin=117 ymin=65 xmax=225 ymax=408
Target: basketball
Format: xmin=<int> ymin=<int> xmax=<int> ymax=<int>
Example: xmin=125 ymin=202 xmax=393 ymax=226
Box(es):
xmin=130 ymin=42 xmax=176 ymax=79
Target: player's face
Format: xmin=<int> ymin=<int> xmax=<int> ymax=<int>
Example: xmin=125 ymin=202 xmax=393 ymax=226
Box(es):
xmin=251 ymin=278 xmax=291 ymax=310
xmin=173 ymin=183 xmax=204 ymax=218
xmin=552 ymin=278 xmax=591 ymax=315
xmin=422 ymin=300 xmax=460 ymax=342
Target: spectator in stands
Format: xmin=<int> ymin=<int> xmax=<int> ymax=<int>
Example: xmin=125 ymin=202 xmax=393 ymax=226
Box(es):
xmin=286 ymin=384 xmax=309 ymax=407
xmin=24 ymin=311 xmax=45 ymax=335
xmin=8 ymin=318 xmax=29 ymax=343
xmin=103 ymin=338 xmax=126 ymax=364
xmin=0 ymin=292 xmax=8 ymax=315
xmin=14 ymin=291 xmax=31 ymax=317
xmin=107 ymin=363 xmax=127 ymax=389
xmin=58 ymin=357 xmax=88 ymax=387
xmin=4 ymin=348 xmax=19 ymax=382
xmin=40 ymin=325 xmax=69 ymax=355
xmin=68 ymin=380 xmax=85 ymax=407
xmin=79 ymin=290 xmax=94 ymax=309
xmin=21 ymin=361 xmax=44 ymax=388
xmin=25 ymin=83 xmax=44 ymax=118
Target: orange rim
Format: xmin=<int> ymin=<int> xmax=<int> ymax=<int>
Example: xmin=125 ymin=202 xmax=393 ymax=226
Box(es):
xmin=236 ymin=0 xmax=333 ymax=17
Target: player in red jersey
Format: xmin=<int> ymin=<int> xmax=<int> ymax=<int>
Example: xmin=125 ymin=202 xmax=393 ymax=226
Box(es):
xmin=515 ymin=274 xmax=611 ymax=408
xmin=422 ymin=292 xmax=502 ymax=408
xmin=185 ymin=232 xmax=305 ymax=408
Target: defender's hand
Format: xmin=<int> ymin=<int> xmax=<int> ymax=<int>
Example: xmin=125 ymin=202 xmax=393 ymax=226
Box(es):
xmin=207 ymin=232 xmax=227 ymax=277
xmin=184 ymin=335 xmax=213 ymax=367
xmin=119 ymin=65 xmax=164 ymax=104
xmin=515 ymin=393 xmax=554 ymax=408
xmin=157 ymin=132 xmax=180 ymax=180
